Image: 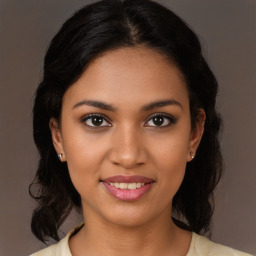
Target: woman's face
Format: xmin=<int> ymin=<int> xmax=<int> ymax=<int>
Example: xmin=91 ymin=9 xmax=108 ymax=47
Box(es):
xmin=50 ymin=46 xmax=204 ymax=227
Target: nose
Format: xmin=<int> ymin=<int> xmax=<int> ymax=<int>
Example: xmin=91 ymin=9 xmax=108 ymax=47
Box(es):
xmin=108 ymin=125 xmax=147 ymax=169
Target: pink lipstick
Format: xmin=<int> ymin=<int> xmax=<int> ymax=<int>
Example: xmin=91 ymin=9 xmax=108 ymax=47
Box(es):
xmin=101 ymin=175 xmax=155 ymax=201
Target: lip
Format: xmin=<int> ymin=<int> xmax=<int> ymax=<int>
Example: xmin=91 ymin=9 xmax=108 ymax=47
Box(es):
xmin=101 ymin=175 xmax=155 ymax=201
xmin=102 ymin=175 xmax=155 ymax=183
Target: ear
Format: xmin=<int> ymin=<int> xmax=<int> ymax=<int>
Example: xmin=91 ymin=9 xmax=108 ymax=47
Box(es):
xmin=187 ymin=109 xmax=206 ymax=162
xmin=49 ymin=118 xmax=66 ymax=162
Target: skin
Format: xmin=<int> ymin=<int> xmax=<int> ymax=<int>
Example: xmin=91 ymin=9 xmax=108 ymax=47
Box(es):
xmin=50 ymin=46 xmax=205 ymax=256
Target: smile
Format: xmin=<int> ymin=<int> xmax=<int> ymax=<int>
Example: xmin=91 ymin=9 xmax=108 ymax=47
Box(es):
xmin=101 ymin=175 xmax=155 ymax=201
xmin=108 ymin=182 xmax=146 ymax=190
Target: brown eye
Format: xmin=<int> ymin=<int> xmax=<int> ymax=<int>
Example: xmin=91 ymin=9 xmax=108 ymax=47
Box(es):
xmin=82 ymin=114 xmax=111 ymax=127
xmin=152 ymin=116 xmax=164 ymax=126
xmin=145 ymin=114 xmax=176 ymax=127
xmin=91 ymin=116 xmax=104 ymax=126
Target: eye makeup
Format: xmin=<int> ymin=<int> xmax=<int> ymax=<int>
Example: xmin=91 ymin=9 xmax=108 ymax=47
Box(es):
xmin=80 ymin=112 xmax=178 ymax=130
xmin=145 ymin=113 xmax=177 ymax=128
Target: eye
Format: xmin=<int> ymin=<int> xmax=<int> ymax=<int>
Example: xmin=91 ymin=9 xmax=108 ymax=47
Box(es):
xmin=81 ymin=114 xmax=111 ymax=128
xmin=145 ymin=113 xmax=176 ymax=127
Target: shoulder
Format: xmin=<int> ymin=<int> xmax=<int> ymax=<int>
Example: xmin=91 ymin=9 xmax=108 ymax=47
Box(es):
xmin=29 ymin=243 xmax=59 ymax=256
xmin=188 ymin=233 xmax=253 ymax=256
xmin=28 ymin=224 xmax=84 ymax=256
xmin=29 ymin=236 xmax=71 ymax=256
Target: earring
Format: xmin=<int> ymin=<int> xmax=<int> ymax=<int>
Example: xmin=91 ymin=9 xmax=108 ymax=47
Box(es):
xmin=58 ymin=153 xmax=63 ymax=162
xmin=190 ymin=152 xmax=195 ymax=160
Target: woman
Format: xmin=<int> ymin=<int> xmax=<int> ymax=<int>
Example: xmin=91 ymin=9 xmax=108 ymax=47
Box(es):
xmin=29 ymin=0 xmax=252 ymax=255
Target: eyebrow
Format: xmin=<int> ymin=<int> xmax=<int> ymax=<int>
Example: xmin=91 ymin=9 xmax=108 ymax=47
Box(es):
xmin=141 ymin=99 xmax=183 ymax=111
xmin=73 ymin=100 xmax=116 ymax=111
xmin=73 ymin=99 xmax=183 ymax=111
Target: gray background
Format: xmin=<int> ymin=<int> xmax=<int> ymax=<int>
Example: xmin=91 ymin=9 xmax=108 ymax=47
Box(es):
xmin=0 ymin=0 xmax=255 ymax=255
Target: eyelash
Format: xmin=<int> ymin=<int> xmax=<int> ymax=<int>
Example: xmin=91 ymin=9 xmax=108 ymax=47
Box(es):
xmin=145 ymin=113 xmax=177 ymax=127
xmin=81 ymin=114 xmax=111 ymax=128
xmin=81 ymin=113 xmax=177 ymax=128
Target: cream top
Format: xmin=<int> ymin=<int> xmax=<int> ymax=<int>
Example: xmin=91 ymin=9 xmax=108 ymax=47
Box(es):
xmin=30 ymin=226 xmax=253 ymax=256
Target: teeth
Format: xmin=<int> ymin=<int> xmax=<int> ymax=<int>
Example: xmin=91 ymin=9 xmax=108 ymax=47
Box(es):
xmin=120 ymin=183 xmax=128 ymax=189
xmin=114 ymin=182 xmax=120 ymax=188
xmin=128 ymin=183 xmax=136 ymax=189
xmin=136 ymin=183 xmax=142 ymax=188
xmin=109 ymin=182 xmax=145 ymax=190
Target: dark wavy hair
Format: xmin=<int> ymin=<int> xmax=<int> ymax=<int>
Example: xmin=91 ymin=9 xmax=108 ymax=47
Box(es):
xmin=30 ymin=0 xmax=222 ymax=243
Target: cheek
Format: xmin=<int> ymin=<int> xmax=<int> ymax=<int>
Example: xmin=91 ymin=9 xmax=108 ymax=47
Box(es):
xmin=62 ymin=120 xmax=108 ymax=165
xmin=150 ymin=127 xmax=191 ymax=166
xmin=158 ymin=147 xmax=187 ymax=189
xmin=149 ymin=129 xmax=190 ymax=193
xmin=155 ymin=148 xmax=187 ymax=205
xmin=61 ymin=128 xmax=109 ymax=193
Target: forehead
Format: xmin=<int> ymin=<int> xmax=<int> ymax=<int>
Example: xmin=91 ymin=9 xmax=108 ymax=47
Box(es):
xmin=63 ymin=46 xmax=189 ymax=110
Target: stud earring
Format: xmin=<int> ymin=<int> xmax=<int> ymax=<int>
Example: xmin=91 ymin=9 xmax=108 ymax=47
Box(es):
xmin=190 ymin=152 xmax=195 ymax=160
xmin=58 ymin=153 xmax=63 ymax=162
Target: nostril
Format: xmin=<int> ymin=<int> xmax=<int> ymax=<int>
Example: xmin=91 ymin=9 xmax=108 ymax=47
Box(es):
xmin=112 ymin=160 xmax=143 ymax=169
xmin=108 ymin=139 xmax=147 ymax=168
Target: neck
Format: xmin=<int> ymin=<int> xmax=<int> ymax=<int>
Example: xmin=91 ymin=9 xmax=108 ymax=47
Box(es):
xmin=69 ymin=208 xmax=191 ymax=256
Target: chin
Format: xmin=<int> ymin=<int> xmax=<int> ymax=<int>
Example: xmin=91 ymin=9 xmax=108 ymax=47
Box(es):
xmin=105 ymin=210 xmax=152 ymax=228
xmin=97 ymin=200 xmax=168 ymax=229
